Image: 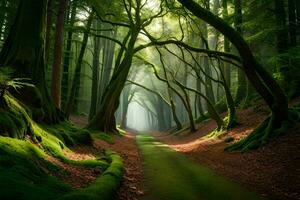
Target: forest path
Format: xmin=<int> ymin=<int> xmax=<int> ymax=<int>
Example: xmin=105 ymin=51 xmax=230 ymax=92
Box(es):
xmin=136 ymin=134 xmax=262 ymax=200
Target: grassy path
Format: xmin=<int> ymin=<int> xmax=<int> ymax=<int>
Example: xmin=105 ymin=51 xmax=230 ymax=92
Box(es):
xmin=136 ymin=134 xmax=262 ymax=200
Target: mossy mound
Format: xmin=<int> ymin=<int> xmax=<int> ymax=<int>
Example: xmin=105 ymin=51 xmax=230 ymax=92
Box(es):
xmin=0 ymin=136 xmax=73 ymax=200
xmin=0 ymin=93 xmax=124 ymax=199
xmin=58 ymin=151 xmax=123 ymax=200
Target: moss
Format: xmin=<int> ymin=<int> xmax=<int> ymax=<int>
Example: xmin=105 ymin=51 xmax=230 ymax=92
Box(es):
xmin=202 ymin=129 xmax=226 ymax=139
xmin=0 ymin=93 xmax=124 ymax=199
xmin=58 ymin=151 xmax=123 ymax=200
xmin=0 ymin=136 xmax=73 ymax=200
xmin=91 ymin=131 xmax=114 ymax=144
xmin=136 ymin=134 xmax=261 ymax=200
xmin=116 ymin=125 xmax=126 ymax=135
xmin=40 ymin=121 xmax=92 ymax=146
xmin=0 ymin=110 xmax=28 ymax=138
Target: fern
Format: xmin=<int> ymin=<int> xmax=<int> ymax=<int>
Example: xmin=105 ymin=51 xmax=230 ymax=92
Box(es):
xmin=0 ymin=67 xmax=34 ymax=97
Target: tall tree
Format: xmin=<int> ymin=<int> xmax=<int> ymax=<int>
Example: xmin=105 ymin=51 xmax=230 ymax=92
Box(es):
xmin=65 ymin=12 xmax=93 ymax=116
xmin=89 ymin=19 xmax=101 ymax=120
xmin=0 ymin=0 xmax=62 ymax=123
xmin=177 ymin=0 xmax=289 ymax=151
xmin=61 ymin=0 xmax=77 ymax=106
xmin=51 ymin=0 xmax=68 ymax=108
xmin=234 ymin=0 xmax=247 ymax=104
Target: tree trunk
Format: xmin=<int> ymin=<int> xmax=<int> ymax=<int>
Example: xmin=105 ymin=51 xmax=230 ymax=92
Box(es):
xmin=61 ymin=0 xmax=77 ymax=107
xmin=89 ymin=19 xmax=101 ymax=120
xmin=0 ymin=0 xmax=63 ymax=123
xmin=45 ymin=0 xmax=53 ymax=66
xmin=64 ymin=12 xmax=93 ymax=116
xmin=51 ymin=0 xmax=67 ymax=108
xmin=222 ymin=0 xmax=231 ymax=88
xmin=288 ymin=0 xmax=297 ymax=46
xmin=178 ymin=0 xmax=289 ymax=151
xmin=168 ymin=90 xmax=182 ymax=130
xmin=234 ymin=0 xmax=247 ymax=104
xmin=88 ymin=28 xmax=140 ymax=133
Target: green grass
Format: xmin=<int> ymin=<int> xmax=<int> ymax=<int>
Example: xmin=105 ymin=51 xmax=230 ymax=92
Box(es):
xmin=137 ymin=134 xmax=262 ymax=200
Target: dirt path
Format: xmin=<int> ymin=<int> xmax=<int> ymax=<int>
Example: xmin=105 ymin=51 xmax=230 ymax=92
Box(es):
xmin=137 ymin=134 xmax=261 ymax=200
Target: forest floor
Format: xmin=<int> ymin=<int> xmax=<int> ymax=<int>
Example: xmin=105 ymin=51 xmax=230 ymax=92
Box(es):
xmin=156 ymin=107 xmax=300 ymax=200
xmin=68 ymin=104 xmax=300 ymax=200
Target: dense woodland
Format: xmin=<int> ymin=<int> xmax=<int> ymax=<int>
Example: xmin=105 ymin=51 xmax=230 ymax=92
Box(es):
xmin=0 ymin=0 xmax=299 ymax=199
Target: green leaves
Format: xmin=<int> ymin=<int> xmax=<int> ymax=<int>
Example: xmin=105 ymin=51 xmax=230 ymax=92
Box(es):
xmin=0 ymin=67 xmax=34 ymax=96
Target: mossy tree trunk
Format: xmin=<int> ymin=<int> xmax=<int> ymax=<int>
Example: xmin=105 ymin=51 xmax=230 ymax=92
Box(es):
xmin=0 ymin=0 xmax=63 ymax=123
xmin=178 ymin=0 xmax=289 ymax=151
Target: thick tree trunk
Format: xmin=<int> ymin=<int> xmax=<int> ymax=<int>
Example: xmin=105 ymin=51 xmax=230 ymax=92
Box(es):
xmin=0 ymin=0 xmax=63 ymax=123
xmin=88 ymin=28 xmax=140 ymax=133
xmin=51 ymin=0 xmax=67 ymax=108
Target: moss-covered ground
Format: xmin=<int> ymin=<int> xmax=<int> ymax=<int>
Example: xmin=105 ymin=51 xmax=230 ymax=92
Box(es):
xmin=0 ymin=94 xmax=123 ymax=200
xmin=137 ymin=134 xmax=262 ymax=200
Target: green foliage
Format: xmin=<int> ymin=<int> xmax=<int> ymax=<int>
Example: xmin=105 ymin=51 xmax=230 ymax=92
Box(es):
xmin=0 ymin=67 xmax=33 ymax=97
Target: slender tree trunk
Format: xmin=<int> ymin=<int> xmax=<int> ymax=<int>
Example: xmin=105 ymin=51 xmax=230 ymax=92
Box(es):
xmin=51 ymin=0 xmax=68 ymax=108
xmin=288 ymin=0 xmax=297 ymax=46
xmin=89 ymin=20 xmax=101 ymax=120
xmin=45 ymin=0 xmax=53 ymax=66
xmin=65 ymin=13 xmax=93 ymax=116
xmin=234 ymin=0 xmax=247 ymax=104
xmin=61 ymin=0 xmax=77 ymax=106
xmin=168 ymin=90 xmax=182 ymax=130
xmin=222 ymin=0 xmax=231 ymax=88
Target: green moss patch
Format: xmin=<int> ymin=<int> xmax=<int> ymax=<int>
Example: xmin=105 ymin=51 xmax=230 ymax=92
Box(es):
xmin=137 ymin=134 xmax=262 ymax=200
xmin=0 ymin=136 xmax=73 ymax=200
xmin=91 ymin=131 xmax=114 ymax=144
xmin=58 ymin=151 xmax=124 ymax=200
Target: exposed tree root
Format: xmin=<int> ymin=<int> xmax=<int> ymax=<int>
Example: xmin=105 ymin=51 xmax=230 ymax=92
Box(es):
xmin=225 ymin=109 xmax=299 ymax=152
